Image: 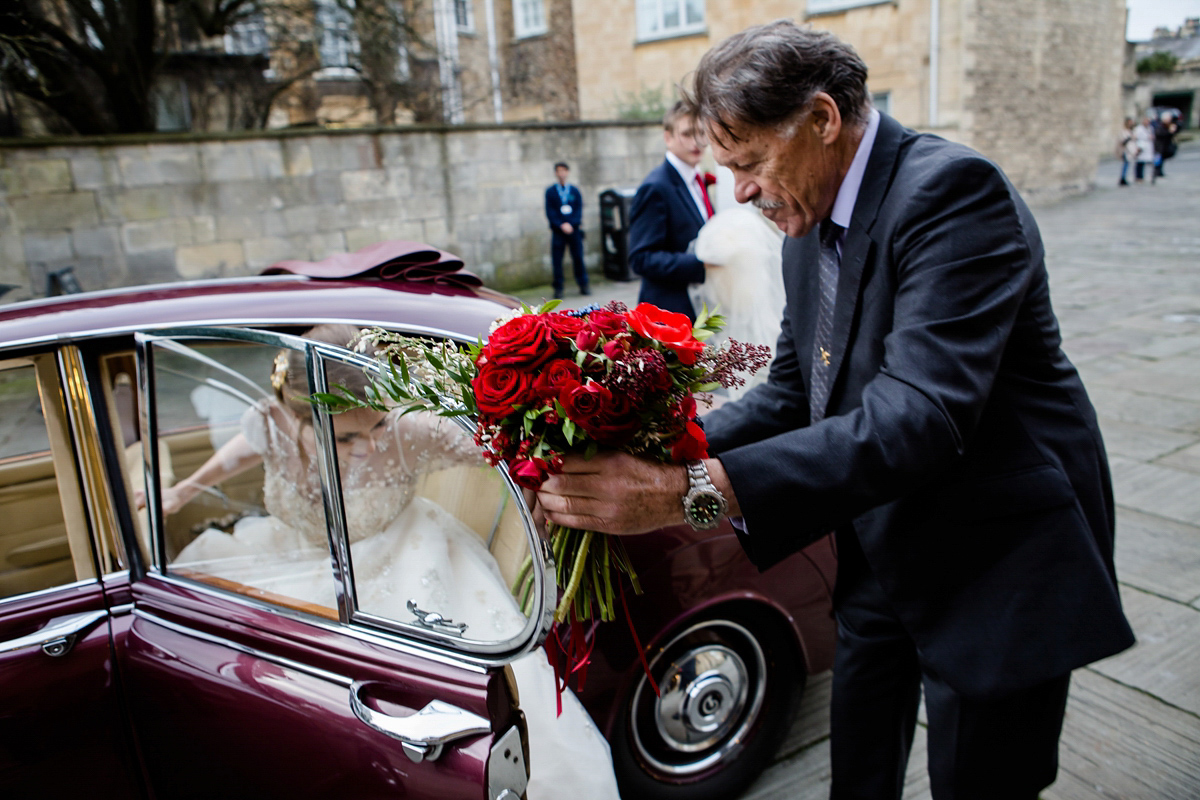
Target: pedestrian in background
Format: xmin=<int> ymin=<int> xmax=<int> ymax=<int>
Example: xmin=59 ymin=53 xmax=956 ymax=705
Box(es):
xmin=1134 ymin=115 xmax=1156 ymax=184
xmin=1117 ymin=117 xmax=1137 ymax=187
xmin=545 ymin=161 xmax=589 ymax=299
xmin=628 ymin=101 xmax=714 ymax=320
xmin=1154 ymin=111 xmax=1178 ymax=179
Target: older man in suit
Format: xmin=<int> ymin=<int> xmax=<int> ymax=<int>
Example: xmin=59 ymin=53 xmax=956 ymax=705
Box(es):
xmin=537 ymin=21 xmax=1134 ymax=800
xmin=628 ymin=101 xmax=715 ymax=319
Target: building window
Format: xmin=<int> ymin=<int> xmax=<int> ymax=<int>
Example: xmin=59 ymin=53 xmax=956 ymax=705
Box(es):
xmin=636 ymin=0 xmax=705 ymax=42
xmin=807 ymin=0 xmax=890 ymax=16
xmin=454 ymin=0 xmax=474 ymax=32
xmin=514 ymin=0 xmax=547 ymax=38
xmin=871 ymin=91 xmax=891 ymax=116
xmin=224 ymin=12 xmax=269 ymax=55
xmin=315 ymin=0 xmax=360 ymax=77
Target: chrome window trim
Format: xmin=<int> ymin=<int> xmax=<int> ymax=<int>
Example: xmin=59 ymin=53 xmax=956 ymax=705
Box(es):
xmin=142 ymin=569 xmax=491 ymax=673
xmin=132 ymin=607 xmax=355 ymax=688
xmin=0 ymin=578 xmax=100 ymax=607
xmin=135 ymin=326 xmax=551 ymax=670
xmin=0 ymin=317 xmax=485 ymax=355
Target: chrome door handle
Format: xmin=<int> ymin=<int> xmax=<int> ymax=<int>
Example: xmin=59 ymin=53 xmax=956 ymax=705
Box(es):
xmin=349 ymin=680 xmax=491 ymax=763
xmin=0 ymin=609 xmax=108 ymax=657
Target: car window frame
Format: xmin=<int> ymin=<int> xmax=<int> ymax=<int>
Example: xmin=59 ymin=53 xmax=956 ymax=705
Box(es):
xmin=0 ymin=350 xmax=99 ymax=605
xmin=135 ymin=325 xmax=555 ymax=669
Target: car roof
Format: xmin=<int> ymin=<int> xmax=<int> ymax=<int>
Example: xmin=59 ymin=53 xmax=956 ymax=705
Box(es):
xmin=0 ymin=276 xmax=518 ymax=348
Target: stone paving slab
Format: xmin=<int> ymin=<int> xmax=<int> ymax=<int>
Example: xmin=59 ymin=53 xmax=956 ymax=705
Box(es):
xmin=1114 ymin=507 xmax=1200 ymax=604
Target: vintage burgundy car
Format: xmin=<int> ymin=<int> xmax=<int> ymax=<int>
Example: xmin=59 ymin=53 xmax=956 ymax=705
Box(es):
xmin=0 ymin=271 xmax=835 ymax=799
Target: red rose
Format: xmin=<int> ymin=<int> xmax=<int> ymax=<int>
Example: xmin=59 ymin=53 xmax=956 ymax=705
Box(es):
xmin=533 ymin=359 xmax=582 ymax=399
xmin=544 ymin=313 xmax=586 ymax=339
xmin=581 ymin=392 xmax=640 ymax=445
xmin=560 ymin=381 xmax=611 ymax=420
xmin=586 ymin=310 xmax=628 ymax=336
xmin=575 ymin=326 xmax=601 ymax=352
xmin=485 ymin=315 xmax=558 ymax=368
xmin=602 ymin=339 xmax=626 ymax=360
xmin=473 ymin=364 xmax=535 ymax=417
xmin=626 ymin=303 xmax=705 ymax=365
xmin=510 ymin=458 xmax=549 ymax=490
xmin=670 ymin=419 xmax=708 ymax=462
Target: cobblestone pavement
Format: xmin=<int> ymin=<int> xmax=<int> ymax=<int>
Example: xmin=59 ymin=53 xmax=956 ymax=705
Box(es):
xmin=519 ymin=142 xmax=1200 ymax=799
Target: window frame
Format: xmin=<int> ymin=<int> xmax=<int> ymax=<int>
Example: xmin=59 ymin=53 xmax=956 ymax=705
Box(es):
xmin=806 ymin=0 xmax=896 ymax=17
xmin=454 ymin=0 xmax=475 ymax=33
xmin=513 ymin=0 xmax=547 ymax=39
xmin=314 ymin=0 xmax=361 ymax=79
xmin=135 ymin=326 xmax=554 ymax=667
xmin=636 ymin=0 xmax=706 ymax=44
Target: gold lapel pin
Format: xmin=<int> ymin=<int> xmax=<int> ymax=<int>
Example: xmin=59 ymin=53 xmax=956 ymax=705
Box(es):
xmin=820 ymin=347 xmax=831 ymax=366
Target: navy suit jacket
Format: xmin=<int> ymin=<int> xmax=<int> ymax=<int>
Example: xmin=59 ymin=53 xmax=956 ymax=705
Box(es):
xmin=628 ymin=159 xmax=706 ymax=318
xmin=545 ymin=183 xmax=583 ymax=230
xmin=705 ymin=113 xmax=1134 ymax=696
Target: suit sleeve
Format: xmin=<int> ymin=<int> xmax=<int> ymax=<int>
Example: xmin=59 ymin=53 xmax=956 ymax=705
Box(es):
xmin=568 ymin=188 xmax=584 ymax=228
xmin=546 ymin=187 xmax=564 ymax=229
xmin=715 ymin=156 xmax=1037 ymax=563
xmin=628 ymin=183 xmax=705 ymax=285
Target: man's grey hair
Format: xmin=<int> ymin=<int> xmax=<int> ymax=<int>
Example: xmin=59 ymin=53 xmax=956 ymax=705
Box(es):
xmin=683 ymin=20 xmax=870 ymax=145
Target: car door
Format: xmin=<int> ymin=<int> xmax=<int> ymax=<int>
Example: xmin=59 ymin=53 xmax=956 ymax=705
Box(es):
xmin=119 ymin=327 xmax=553 ymax=799
xmin=0 ymin=350 xmax=142 ymax=796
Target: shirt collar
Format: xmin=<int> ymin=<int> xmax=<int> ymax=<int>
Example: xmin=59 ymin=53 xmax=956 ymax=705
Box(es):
xmin=829 ymin=107 xmax=880 ymax=231
xmin=665 ymin=150 xmax=698 ymax=185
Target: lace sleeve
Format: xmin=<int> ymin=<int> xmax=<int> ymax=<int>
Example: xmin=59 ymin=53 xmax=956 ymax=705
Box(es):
xmin=240 ymin=401 xmax=271 ymax=456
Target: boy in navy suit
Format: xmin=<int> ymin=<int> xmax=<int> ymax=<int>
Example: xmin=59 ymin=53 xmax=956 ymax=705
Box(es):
xmin=628 ymin=101 xmax=715 ymax=319
xmin=545 ymin=162 xmax=589 ymax=299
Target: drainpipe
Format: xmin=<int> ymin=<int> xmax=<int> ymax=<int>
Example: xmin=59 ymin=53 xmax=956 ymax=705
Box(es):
xmin=433 ymin=0 xmax=464 ymax=124
xmin=484 ymin=0 xmax=504 ymax=122
xmin=928 ymin=0 xmax=940 ymax=127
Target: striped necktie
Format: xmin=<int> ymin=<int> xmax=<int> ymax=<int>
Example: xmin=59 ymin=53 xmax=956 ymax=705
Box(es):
xmin=809 ymin=220 xmax=843 ymax=424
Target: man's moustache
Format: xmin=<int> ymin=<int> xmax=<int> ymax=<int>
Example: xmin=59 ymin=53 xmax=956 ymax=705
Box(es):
xmin=752 ymin=197 xmax=785 ymax=211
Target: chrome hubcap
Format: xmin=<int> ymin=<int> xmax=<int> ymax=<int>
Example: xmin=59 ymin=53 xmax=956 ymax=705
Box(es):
xmin=631 ymin=620 xmax=767 ymax=776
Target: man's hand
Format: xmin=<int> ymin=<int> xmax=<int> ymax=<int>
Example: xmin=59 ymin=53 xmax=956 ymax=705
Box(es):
xmin=560 ymin=222 xmax=574 ymax=235
xmin=537 ymin=452 xmax=687 ymax=535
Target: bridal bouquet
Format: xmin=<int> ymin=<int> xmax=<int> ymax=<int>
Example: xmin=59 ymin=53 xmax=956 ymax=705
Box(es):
xmin=318 ymin=300 xmax=768 ymax=689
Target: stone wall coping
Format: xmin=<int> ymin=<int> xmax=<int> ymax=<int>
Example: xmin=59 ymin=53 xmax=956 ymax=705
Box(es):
xmin=0 ymin=119 xmax=661 ymax=150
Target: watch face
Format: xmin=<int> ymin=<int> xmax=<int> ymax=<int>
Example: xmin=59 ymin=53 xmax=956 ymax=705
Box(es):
xmin=689 ymin=493 xmax=723 ymax=526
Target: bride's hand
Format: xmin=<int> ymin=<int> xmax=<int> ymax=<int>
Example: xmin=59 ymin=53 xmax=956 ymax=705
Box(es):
xmin=522 ymin=488 xmax=551 ymax=540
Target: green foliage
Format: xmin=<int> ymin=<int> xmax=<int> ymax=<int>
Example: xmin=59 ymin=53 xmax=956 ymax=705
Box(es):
xmin=1137 ymin=51 xmax=1179 ymax=74
xmin=612 ymin=84 xmax=670 ymax=121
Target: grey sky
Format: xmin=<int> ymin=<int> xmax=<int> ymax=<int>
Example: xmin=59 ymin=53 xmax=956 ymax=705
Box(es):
xmin=1126 ymin=0 xmax=1200 ymax=40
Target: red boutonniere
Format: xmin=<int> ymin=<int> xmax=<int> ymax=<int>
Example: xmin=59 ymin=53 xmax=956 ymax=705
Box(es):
xmin=703 ymin=172 xmax=717 ymax=186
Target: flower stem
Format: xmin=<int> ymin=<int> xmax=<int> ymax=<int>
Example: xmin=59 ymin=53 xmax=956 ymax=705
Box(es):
xmin=555 ymin=529 xmax=593 ymax=624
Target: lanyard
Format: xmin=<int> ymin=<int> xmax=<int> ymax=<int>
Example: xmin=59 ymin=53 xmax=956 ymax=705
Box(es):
xmin=556 ymin=184 xmax=572 ymax=205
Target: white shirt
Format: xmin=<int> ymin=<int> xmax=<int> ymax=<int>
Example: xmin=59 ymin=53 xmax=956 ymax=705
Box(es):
xmin=666 ymin=150 xmax=711 ymax=223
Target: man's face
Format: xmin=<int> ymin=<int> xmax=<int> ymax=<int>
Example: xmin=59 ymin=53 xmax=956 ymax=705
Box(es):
xmin=708 ymin=107 xmax=844 ymax=239
xmin=664 ymin=118 xmax=705 ymax=167
xmin=555 ymin=166 xmax=569 ymax=183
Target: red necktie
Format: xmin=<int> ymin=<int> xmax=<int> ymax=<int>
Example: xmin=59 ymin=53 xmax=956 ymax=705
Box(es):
xmin=694 ymin=174 xmax=714 ymax=219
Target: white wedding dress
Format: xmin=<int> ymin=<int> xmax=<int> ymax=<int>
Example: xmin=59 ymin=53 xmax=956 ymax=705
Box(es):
xmin=174 ymin=400 xmax=622 ymax=799
xmin=692 ymin=206 xmax=786 ymax=398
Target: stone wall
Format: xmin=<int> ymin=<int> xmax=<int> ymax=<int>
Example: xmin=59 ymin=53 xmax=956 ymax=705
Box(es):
xmin=962 ymin=0 xmax=1127 ymax=198
xmin=0 ymin=122 xmax=662 ymax=302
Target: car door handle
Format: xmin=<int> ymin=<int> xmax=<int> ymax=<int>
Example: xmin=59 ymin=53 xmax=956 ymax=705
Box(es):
xmin=349 ymin=680 xmax=491 ymax=763
xmin=0 ymin=609 xmax=108 ymax=657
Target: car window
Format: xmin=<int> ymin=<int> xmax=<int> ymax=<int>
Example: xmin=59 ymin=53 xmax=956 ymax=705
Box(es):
xmin=147 ymin=338 xmax=342 ymax=621
xmin=0 ymin=359 xmax=96 ymax=600
xmin=317 ymin=351 xmax=538 ymax=646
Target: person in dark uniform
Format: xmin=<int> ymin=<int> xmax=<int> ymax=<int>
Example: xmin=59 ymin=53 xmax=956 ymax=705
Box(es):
xmin=545 ymin=162 xmax=588 ymax=299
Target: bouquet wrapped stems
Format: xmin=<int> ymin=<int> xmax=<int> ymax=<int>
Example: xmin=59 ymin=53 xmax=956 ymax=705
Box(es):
xmin=513 ymin=525 xmax=642 ymax=625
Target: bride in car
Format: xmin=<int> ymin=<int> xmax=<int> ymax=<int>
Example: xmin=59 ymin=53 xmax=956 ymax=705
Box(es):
xmin=158 ymin=324 xmax=621 ymax=800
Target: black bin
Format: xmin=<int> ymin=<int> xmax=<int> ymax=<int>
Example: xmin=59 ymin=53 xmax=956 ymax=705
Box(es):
xmin=599 ymin=188 xmax=638 ymax=281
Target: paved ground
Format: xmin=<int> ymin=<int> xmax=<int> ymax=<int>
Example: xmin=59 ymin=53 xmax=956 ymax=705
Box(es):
xmin=518 ymin=143 xmax=1200 ymax=799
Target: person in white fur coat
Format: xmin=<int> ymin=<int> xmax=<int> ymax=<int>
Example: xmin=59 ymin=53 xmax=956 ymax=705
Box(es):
xmin=692 ymin=205 xmax=786 ymax=397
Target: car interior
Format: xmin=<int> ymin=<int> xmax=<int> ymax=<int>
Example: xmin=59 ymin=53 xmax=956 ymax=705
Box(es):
xmin=97 ymin=334 xmax=532 ymax=642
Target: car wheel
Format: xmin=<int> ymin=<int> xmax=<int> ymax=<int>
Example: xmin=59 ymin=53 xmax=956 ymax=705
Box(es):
xmin=611 ymin=613 xmax=800 ymax=800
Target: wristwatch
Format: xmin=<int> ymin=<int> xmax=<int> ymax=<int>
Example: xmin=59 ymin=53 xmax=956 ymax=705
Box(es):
xmin=682 ymin=460 xmax=728 ymax=530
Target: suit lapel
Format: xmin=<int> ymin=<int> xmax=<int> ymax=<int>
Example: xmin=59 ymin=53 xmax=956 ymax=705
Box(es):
xmin=818 ymin=114 xmax=906 ymax=418
xmin=663 ymin=160 xmax=706 ymax=228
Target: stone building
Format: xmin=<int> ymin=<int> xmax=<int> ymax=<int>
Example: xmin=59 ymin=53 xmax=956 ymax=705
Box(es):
xmin=1124 ymin=19 xmax=1199 ymax=129
xmin=572 ymin=0 xmax=1128 ymax=196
